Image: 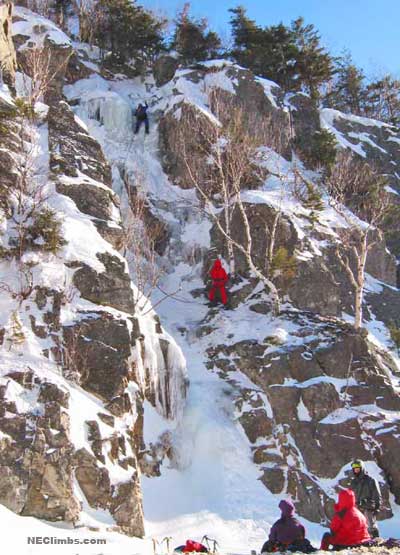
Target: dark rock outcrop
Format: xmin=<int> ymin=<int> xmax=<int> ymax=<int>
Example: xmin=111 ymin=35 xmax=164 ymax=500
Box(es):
xmin=48 ymin=101 xmax=124 ymax=249
xmin=72 ymin=253 xmax=135 ymax=314
xmin=159 ymin=64 xmax=290 ymax=189
xmin=0 ymin=3 xmax=17 ymax=90
xmin=0 ymin=376 xmax=80 ymax=523
xmin=63 ymin=311 xmax=137 ymax=402
xmin=48 ymin=101 xmax=112 ymax=185
xmin=12 ymin=6 xmax=72 ymax=103
xmin=207 ymin=317 xmax=400 ymax=521
xmin=153 ymin=54 xmax=179 ymax=87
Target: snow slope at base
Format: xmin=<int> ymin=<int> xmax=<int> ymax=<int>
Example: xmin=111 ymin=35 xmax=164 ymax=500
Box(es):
xmin=2 ymin=498 xmax=400 ymax=555
xmin=141 ymin=324 xmax=299 ymax=553
xmin=0 ymin=503 xmax=153 ymax=555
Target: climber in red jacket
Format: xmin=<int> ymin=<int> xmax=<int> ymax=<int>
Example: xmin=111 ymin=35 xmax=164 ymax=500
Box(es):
xmin=208 ymin=259 xmax=228 ymax=305
xmin=320 ymin=489 xmax=371 ymax=550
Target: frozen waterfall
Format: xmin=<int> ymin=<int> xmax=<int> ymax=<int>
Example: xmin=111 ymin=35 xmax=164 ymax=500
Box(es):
xmin=76 ymin=90 xmax=133 ymax=139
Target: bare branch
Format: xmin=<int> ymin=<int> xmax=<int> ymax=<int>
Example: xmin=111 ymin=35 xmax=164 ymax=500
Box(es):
xmin=322 ymin=151 xmax=391 ymax=329
xmin=19 ymin=46 xmax=70 ymax=106
xmin=178 ymin=90 xmax=283 ymax=313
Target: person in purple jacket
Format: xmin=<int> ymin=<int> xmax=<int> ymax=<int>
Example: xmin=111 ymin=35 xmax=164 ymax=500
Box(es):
xmin=261 ymin=500 xmax=315 ymax=553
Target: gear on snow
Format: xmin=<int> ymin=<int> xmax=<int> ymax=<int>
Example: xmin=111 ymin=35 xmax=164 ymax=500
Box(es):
xmin=173 ymin=539 xmax=209 ymax=553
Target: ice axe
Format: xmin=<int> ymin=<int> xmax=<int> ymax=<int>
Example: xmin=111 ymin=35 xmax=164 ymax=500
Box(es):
xmin=202 ymin=535 xmax=219 ymax=553
xmin=162 ymin=536 xmax=173 ymax=554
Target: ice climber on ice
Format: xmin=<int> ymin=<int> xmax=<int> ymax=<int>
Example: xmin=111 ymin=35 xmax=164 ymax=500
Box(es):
xmin=320 ymin=489 xmax=371 ymax=550
xmin=261 ymin=499 xmax=316 ymax=553
xmin=134 ymin=102 xmax=149 ymax=135
xmin=208 ymin=259 xmax=228 ymax=305
xmin=350 ymin=459 xmax=382 ymax=538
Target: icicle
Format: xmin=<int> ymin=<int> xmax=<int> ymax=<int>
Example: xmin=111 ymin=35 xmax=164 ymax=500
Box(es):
xmin=78 ymin=92 xmax=132 ymax=139
xmin=133 ymin=313 xmax=188 ymax=421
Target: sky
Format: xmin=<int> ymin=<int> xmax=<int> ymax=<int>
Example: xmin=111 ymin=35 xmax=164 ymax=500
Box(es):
xmin=140 ymin=0 xmax=400 ymax=79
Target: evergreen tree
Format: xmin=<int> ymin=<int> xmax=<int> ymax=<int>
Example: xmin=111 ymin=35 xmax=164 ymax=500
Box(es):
xmin=229 ymin=5 xmax=260 ymax=53
xmin=326 ymin=52 xmax=366 ymax=114
xmin=294 ymin=128 xmax=337 ymax=173
xmin=229 ymin=7 xmax=333 ymax=97
xmin=292 ymin=17 xmax=335 ymax=101
xmin=271 ymin=246 xmax=297 ymax=281
xmin=260 ymin=23 xmax=300 ymax=90
xmin=94 ymin=0 xmax=165 ymax=68
xmin=229 ymin=6 xmax=299 ymax=89
xmin=172 ymin=3 xmax=222 ymax=64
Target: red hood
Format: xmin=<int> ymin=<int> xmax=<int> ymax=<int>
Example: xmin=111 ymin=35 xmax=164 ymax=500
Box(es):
xmin=212 ymin=260 xmax=222 ymax=270
xmin=335 ymin=489 xmax=356 ymax=512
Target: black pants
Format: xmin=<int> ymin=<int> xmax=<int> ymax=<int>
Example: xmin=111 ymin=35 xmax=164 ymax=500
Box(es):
xmin=134 ymin=118 xmax=149 ymax=134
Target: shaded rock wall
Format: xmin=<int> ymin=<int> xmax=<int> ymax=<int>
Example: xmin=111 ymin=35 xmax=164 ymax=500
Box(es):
xmin=206 ymin=317 xmax=400 ymax=521
xmin=0 ymin=3 xmax=17 ymax=90
xmin=158 ymin=64 xmax=291 ymax=190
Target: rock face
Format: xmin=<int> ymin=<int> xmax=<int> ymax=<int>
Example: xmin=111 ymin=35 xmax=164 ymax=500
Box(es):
xmin=2 ymin=5 xmax=400 ymax=537
xmin=153 ymin=54 xmax=179 ymax=87
xmin=158 ymin=60 xmax=399 ymax=322
xmin=158 ymin=63 xmax=291 ymax=190
xmin=154 ymin=60 xmax=400 ymax=527
xmin=0 ymin=92 xmax=20 ymax=195
xmin=72 ymin=254 xmax=135 ymax=313
xmin=0 ymin=3 xmax=17 ymax=90
xmin=62 ymin=312 xmax=137 ymax=402
xmin=0 ymin=19 xmax=188 ymax=535
xmin=0 ymin=374 xmax=80 ymax=522
xmin=320 ymin=108 xmax=400 ymax=258
xmin=0 ymin=99 xmax=145 ymax=533
xmin=321 ymin=108 xmax=400 ymax=192
xmin=49 ymin=101 xmax=112 ymax=185
xmin=206 ymin=315 xmax=400 ymax=521
xmin=12 ymin=6 xmax=73 ymax=103
xmin=48 ymin=100 xmax=124 ymax=250
xmin=209 ymin=201 xmax=397 ymax=318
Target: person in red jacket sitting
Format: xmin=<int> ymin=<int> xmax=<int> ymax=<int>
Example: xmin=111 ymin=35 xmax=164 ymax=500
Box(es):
xmin=320 ymin=489 xmax=371 ymax=550
xmin=208 ymin=259 xmax=228 ymax=305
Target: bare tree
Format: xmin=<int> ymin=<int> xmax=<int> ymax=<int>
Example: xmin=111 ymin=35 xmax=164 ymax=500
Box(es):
xmin=120 ymin=178 xmax=166 ymax=312
xmin=264 ymin=195 xmax=284 ymax=274
xmin=0 ymin=102 xmax=64 ymax=302
xmin=179 ymin=90 xmax=285 ymax=313
xmin=25 ymin=0 xmax=52 ymax=18
xmin=325 ymin=151 xmax=391 ymax=329
xmin=72 ymin=0 xmax=104 ymax=45
xmin=19 ymin=46 xmax=70 ymax=107
xmin=6 ymin=105 xmax=49 ymax=258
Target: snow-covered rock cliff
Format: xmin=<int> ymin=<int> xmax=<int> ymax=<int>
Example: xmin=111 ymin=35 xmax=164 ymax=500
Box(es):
xmin=1 ymin=5 xmax=400 ymax=554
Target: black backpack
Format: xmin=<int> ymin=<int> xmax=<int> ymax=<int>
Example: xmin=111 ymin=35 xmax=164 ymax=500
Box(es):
xmin=136 ymin=104 xmax=147 ymax=120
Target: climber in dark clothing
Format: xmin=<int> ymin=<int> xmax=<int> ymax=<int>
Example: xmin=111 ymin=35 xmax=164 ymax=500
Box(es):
xmin=350 ymin=459 xmax=382 ymax=538
xmin=134 ymin=102 xmax=149 ymax=135
xmin=261 ymin=500 xmax=316 ymax=553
